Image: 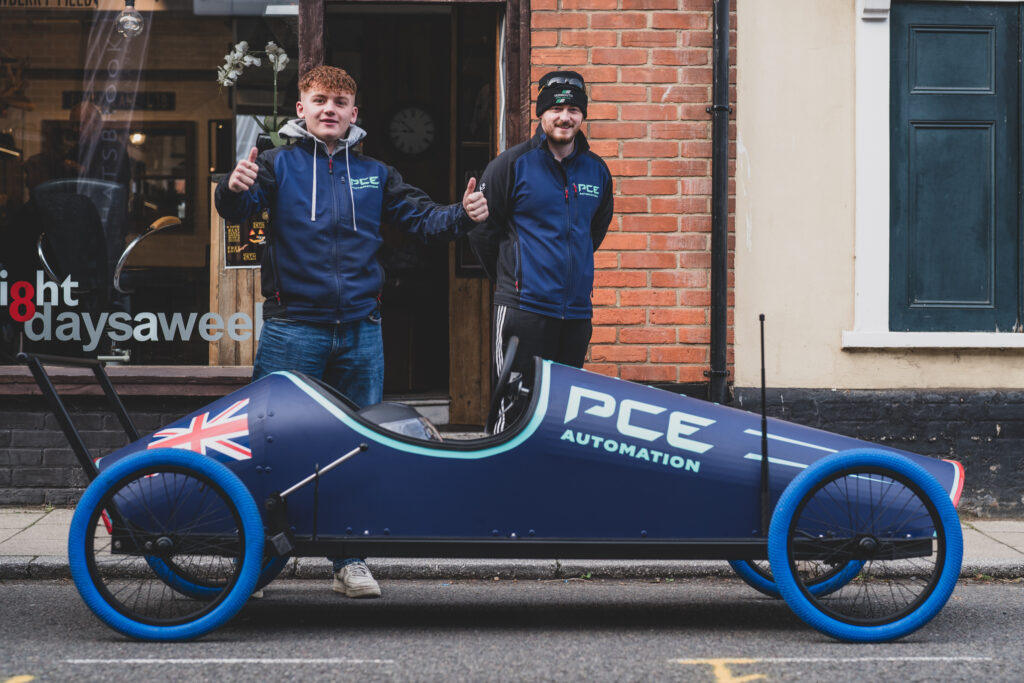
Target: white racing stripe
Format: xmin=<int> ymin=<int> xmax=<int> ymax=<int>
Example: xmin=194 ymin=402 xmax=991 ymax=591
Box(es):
xmin=67 ymin=658 xmax=394 ymax=665
xmin=743 ymin=453 xmax=807 ymax=469
xmin=742 ymin=453 xmax=897 ymax=485
xmin=743 ymin=429 xmax=838 ymax=453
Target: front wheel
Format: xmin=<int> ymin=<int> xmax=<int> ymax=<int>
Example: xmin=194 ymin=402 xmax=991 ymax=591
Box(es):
xmin=147 ymin=554 xmax=289 ymax=601
xmin=68 ymin=448 xmax=264 ymax=641
xmin=768 ymin=449 xmax=962 ymax=642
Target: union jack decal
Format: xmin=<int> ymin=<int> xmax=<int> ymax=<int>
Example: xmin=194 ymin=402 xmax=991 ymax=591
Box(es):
xmin=147 ymin=399 xmax=252 ymax=460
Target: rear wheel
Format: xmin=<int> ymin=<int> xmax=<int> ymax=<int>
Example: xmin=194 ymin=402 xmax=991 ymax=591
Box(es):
xmin=768 ymin=449 xmax=962 ymax=642
xmin=729 ymin=558 xmax=863 ymax=598
xmin=68 ymin=448 xmax=264 ymax=641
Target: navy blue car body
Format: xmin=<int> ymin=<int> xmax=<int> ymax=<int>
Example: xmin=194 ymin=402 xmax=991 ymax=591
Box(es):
xmin=96 ymin=360 xmax=963 ymax=542
xmin=48 ymin=353 xmax=964 ymax=643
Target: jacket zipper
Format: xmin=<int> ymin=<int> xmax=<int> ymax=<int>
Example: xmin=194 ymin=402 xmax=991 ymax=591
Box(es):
xmin=328 ymin=149 xmax=344 ymax=321
xmin=563 ymin=170 xmax=572 ymax=320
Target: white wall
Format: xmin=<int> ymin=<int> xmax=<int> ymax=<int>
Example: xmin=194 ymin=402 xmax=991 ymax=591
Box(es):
xmin=734 ymin=0 xmax=1024 ymax=389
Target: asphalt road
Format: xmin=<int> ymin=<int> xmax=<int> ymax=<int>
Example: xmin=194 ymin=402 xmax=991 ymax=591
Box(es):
xmin=2 ymin=577 xmax=1022 ymax=682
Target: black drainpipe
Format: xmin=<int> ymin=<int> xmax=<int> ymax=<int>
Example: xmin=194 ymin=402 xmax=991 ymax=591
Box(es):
xmin=706 ymin=0 xmax=731 ymax=404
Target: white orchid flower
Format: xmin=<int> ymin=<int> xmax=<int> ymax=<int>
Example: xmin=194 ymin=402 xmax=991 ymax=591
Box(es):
xmin=216 ymin=39 xmax=291 ymax=139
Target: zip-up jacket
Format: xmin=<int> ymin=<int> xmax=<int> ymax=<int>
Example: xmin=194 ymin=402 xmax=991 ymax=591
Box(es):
xmin=215 ymin=119 xmax=473 ymax=323
xmin=468 ymin=127 xmax=613 ymax=319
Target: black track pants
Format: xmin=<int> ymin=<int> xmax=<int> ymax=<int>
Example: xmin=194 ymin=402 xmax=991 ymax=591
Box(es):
xmin=492 ymin=304 xmax=593 ymax=385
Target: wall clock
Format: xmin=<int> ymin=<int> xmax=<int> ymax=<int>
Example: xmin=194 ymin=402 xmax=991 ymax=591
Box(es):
xmin=389 ymin=106 xmax=435 ymax=155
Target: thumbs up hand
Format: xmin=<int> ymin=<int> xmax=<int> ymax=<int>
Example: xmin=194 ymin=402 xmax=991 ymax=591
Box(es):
xmin=228 ymin=146 xmax=260 ymax=193
xmin=462 ymin=177 xmax=489 ymax=223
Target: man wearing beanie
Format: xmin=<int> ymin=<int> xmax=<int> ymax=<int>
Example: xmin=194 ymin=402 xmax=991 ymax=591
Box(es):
xmin=469 ymin=70 xmax=614 ymax=432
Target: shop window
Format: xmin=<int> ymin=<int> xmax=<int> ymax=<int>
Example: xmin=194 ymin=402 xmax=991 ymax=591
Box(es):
xmin=0 ymin=3 xmax=296 ymax=367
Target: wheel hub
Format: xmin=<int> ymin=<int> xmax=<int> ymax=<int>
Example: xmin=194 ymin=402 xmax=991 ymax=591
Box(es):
xmin=144 ymin=535 xmax=174 ymax=556
xmin=857 ymin=535 xmax=879 ymax=556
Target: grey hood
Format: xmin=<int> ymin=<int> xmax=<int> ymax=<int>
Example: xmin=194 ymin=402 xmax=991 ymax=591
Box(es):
xmin=278 ymin=117 xmax=367 ymax=151
xmin=276 ymin=118 xmax=368 ymax=225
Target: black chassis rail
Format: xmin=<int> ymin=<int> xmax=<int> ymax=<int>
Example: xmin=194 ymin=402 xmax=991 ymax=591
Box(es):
xmin=18 ymin=352 xmax=139 ymax=483
xmin=105 ymin=534 xmax=935 ymax=562
xmin=289 ymin=537 xmax=934 ymax=562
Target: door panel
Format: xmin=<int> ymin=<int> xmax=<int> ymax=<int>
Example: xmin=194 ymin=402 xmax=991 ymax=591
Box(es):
xmin=907 ymin=122 xmax=993 ymax=306
xmin=890 ymin=2 xmax=1018 ymax=331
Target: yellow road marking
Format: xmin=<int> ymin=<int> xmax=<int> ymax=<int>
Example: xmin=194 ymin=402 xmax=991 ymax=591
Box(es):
xmin=4 ymin=676 xmax=35 ymax=683
xmin=676 ymin=659 xmax=766 ymax=683
xmin=674 ymin=656 xmax=992 ymax=681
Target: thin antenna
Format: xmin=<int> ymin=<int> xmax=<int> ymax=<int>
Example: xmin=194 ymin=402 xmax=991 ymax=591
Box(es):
xmin=759 ymin=314 xmax=771 ymax=536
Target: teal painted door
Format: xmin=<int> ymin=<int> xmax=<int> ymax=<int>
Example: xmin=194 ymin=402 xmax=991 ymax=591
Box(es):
xmin=890 ymin=2 xmax=1019 ymax=331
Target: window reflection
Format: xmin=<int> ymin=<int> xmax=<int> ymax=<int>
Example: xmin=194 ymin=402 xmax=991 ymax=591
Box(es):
xmin=0 ymin=3 xmax=297 ymax=366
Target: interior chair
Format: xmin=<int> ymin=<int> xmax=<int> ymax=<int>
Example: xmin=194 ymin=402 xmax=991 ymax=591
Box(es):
xmin=32 ymin=179 xmax=182 ymax=363
xmin=32 ymin=179 xmax=129 ymax=277
xmin=31 ymin=191 xmax=112 ymax=358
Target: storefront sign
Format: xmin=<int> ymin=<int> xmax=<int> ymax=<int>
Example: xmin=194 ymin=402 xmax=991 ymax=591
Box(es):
xmin=62 ymin=91 xmax=175 ymax=112
xmin=0 ymin=0 xmax=99 ymax=8
xmin=1 ymin=0 xmax=166 ymax=9
xmin=225 ymin=207 xmax=267 ymax=269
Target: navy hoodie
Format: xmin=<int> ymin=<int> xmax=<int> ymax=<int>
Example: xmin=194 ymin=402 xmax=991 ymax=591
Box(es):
xmin=215 ymin=119 xmax=472 ymax=323
xmin=468 ymin=128 xmax=613 ymax=319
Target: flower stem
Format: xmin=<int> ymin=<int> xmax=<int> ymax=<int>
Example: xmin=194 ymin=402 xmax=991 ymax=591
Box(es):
xmin=272 ymin=70 xmax=279 ymax=131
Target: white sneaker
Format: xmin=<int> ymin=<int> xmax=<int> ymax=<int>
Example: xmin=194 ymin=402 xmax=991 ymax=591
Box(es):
xmin=332 ymin=561 xmax=381 ymax=598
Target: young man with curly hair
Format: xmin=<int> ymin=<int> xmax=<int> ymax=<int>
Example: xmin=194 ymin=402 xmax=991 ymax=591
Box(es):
xmin=216 ymin=65 xmax=489 ymax=598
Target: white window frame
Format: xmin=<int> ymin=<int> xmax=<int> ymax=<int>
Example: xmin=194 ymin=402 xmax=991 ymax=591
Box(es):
xmin=843 ymin=0 xmax=1024 ymax=348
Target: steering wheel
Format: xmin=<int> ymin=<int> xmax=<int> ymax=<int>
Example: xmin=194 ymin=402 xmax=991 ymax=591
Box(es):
xmin=485 ymin=335 xmax=519 ymax=434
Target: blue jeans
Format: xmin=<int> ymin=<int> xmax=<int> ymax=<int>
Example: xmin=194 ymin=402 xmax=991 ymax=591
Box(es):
xmin=253 ymin=315 xmax=383 ymax=572
xmin=253 ymin=315 xmax=384 ymax=408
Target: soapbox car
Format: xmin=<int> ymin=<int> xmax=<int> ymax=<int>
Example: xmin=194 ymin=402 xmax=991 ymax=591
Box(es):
xmin=21 ymin=343 xmax=964 ymax=644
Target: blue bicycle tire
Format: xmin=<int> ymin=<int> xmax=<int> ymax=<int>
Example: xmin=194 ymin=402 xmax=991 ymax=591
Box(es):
xmin=146 ymin=554 xmax=288 ymax=600
xmin=68 ymin=448 xmax=264 ymax=641
xmin=728 ymin=558 xmax=864 ymax=599
xmin=768 ymin=449 xmax=962 ymax=642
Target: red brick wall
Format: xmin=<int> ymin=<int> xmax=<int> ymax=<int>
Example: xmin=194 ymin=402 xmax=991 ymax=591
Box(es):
xmin=530 ymin=0 xmax=735 ymax=385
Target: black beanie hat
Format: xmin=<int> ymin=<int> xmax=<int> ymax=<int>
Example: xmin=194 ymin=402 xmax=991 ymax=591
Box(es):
xmin=536 ymin=70 xmax=588 ymax=118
